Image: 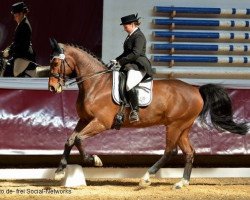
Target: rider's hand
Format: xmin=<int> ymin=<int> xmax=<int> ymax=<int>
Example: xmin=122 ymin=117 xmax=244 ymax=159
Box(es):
xmin=110 ymin=59 xmax=118 ymax=65
xmin=2 ymin=48 xmax=9 ymax=58
xmin=109 ymin=60 xmax=121 ymax=71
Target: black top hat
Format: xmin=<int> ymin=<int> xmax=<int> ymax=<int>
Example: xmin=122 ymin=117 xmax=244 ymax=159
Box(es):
xmin=120 ymin=14 xmax=140 ymax=25
xmin=11 ymin=2 xmax=28 ymax=14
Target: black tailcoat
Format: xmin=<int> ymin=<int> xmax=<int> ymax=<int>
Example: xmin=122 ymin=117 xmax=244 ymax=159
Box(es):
xmin=9 ymin=17 xmax=36 ymax=62
xmin=116 ymin=28 xmax=153 ymax=76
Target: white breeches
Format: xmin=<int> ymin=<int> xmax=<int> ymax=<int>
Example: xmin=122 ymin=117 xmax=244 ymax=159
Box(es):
xmin=126 ymin=69 xmax=146 ymax=91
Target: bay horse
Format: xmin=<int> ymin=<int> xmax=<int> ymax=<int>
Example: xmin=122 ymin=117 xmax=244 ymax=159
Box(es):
xmin=48 ymin=39 xmax=248 ymax=189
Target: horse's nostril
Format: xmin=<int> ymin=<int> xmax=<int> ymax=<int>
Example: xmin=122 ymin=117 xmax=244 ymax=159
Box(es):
xmin=49 ymin=86 xmax=55 ymax=92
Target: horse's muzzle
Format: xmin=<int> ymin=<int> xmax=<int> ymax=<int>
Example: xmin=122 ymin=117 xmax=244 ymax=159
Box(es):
xmin=49 ymin=83 xmax=62 ymax=93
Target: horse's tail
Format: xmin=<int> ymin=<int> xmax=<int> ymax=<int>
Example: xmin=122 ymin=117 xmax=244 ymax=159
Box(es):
xmin=199 ymin=84 xmax=248 ymax=135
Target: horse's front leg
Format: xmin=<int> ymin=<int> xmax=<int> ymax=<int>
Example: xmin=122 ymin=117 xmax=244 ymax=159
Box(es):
xmin=54 ymin=135 xmax=76 ymax=180
xmin=74 ymin=118 xmax=109 ymax=167
xmin=75 ymin=138 xmax=103 ymax=167
xmin=55 ymin=120 xmax=86 ymax=181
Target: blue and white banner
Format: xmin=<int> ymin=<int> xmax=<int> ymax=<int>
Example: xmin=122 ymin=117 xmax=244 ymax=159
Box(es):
xmin=152 ymin=55 xmax=250 ymax=63
xmin=153 ymin=19 xmax=250 ymax=28
xmin=154 ymin=6 xmax=250 ymax=15
xmin=153 ymin=31 xmax=250 ymax=40
xmin=152 ymin=43 xmax=250 ymax=52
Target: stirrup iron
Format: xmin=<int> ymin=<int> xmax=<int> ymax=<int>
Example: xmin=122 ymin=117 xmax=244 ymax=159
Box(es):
xmin=129 ymin=110 xmax=139 ymax=123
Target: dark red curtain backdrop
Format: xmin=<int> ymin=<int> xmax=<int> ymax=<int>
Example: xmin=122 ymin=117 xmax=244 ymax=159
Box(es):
xmin=0 ymin=0 xmax=103 ymax=65
xmin=0 ymin=88 xmax=249 ymax=155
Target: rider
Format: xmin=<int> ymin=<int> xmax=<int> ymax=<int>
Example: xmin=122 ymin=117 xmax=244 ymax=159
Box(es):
xmin=2 ymin=2 xmax=36 ymax=77
xmin=112 ymin=14 xmax=153 ymax=123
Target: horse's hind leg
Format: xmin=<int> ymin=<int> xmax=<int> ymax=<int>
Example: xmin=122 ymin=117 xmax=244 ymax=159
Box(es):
xmin=173 ymin=126 xmax=195 ymax=189
xmin=139 ymin=151 xmax=173 ymax=187
xmin=139 ymin=124 xmax=182 ymax=187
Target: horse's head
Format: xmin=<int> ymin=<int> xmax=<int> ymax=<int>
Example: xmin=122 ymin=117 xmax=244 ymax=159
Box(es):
xmin=49 ymin=38 xmax=75 ymax=93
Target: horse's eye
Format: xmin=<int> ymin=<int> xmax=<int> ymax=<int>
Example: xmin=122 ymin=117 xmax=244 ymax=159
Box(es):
xmin=49 ymin=61 xmax=56 ymax=68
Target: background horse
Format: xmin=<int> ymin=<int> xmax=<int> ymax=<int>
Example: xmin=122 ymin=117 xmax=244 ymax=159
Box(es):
xmin=0 ymin=52 xmax=50 ymax=77
xmin=48 ymin=39 xmax=248 ymax=189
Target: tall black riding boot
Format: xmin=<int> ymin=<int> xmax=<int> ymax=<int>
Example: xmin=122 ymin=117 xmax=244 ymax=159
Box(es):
xmin=127 ymin=88 xmax=139 ymax=123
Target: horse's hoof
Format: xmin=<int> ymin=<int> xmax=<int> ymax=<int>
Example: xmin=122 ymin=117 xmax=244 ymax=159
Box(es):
xmin=173 ymin=179 xmax=189 ymax=189
xmin=93 ymin=155 xmax=103 ymax=167
xmin=54 ymin=169 xmax=66 ymax=181
xmin=139 ymin=178 xmax=151 ymax=187
xmin=172 ymin=184 xmax=182 ymax=190
xmin=139 ymin=171 xmax=152 ymax=187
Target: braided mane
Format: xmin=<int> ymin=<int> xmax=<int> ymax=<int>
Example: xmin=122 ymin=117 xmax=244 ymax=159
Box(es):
xmin=66 ymin=43 xmax=106 ymax=65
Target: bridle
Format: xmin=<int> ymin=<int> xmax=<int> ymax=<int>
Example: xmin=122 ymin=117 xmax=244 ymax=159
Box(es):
xmin=50 ymin=53 xmax=112 ymax=88
xmin=50 ymin=53 xmax=73 ymax=87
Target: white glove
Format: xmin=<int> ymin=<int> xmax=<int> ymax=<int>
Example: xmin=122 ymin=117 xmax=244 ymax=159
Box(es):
xmin=110 ymin=60 xmax=121 ymax=71
xmin=110 ymin=59 xmax=118 ymax=65
xmin=107 ymin=60 xmax=117 ymax=68
xmin=2 ymin=48 xmax=9 ymax=58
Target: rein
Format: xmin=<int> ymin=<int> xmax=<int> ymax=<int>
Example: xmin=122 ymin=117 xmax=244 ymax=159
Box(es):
xmin=65 ymin=68 xmax=112 ymax=87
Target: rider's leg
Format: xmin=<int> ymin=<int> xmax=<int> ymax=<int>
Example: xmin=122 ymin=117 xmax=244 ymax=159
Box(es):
xmin=127 ymin=87 xmax=139 ymax=122
xmin=126 ymin=68 xmax=146 ymax=91
xmin=126 ymin=68 xmax=146 ymax=122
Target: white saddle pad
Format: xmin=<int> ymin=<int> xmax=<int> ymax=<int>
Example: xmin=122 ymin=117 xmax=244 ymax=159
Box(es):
xmin=112 ymin=71 xmax=153 ymax=107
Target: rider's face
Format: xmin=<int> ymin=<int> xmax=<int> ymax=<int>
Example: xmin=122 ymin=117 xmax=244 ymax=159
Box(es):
xmin=123 ymin=23 xmax=135 ymax=34
xmin=13 ymin=12 xmax=24 ymax=24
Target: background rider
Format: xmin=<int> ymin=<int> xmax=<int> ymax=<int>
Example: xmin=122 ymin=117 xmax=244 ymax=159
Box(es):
xmin=2 ymin=1 xmax=36 ymax=77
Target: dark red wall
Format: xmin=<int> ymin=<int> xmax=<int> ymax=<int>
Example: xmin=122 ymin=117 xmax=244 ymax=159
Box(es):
xmin=0 ymin=0 xmax=103 ymax=65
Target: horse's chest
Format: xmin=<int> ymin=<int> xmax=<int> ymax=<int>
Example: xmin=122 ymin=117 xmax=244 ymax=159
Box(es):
xmin=76 ymin=99 xmax=94 ymax=117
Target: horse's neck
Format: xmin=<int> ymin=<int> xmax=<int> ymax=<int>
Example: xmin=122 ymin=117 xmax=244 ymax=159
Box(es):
xmin=73 ymin=49 xmax=104 ymax=75
xmin=71 ymin=48 xmax=109 ymax=90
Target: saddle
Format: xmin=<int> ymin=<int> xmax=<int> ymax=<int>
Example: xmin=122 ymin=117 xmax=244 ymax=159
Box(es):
xmin=112 ymin=71 xmax=153 ymax=107
xmin=111 ymin=70 xmax=153 ymax=129
xmin=14 ymin=58 xmax=37 ymax=77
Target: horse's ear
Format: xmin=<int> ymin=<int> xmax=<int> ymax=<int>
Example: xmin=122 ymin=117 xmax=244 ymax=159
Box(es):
xmin=53 ymin=39 xmax=60 ymax=51
xmin=49 ymin=37 xmax=56 ymax=50
xmin=52 ymin=38 xmax=58 ymax=46
xmin=49 ymin=38 xmax=62 ymax=54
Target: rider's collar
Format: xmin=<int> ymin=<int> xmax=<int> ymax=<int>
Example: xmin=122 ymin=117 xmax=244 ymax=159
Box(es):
xmin=129 ymin=27 xmax=139 ymax=36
